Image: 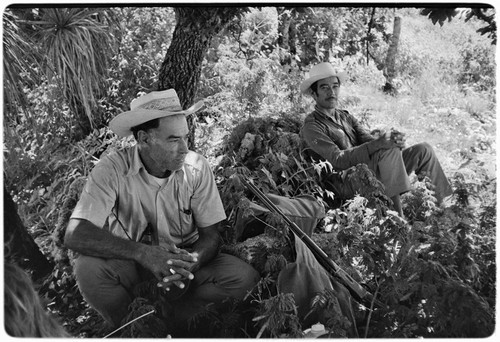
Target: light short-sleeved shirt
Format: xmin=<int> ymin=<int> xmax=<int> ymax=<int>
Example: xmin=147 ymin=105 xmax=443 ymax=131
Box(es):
xmin=71 ymin=145 xmax=226 ymax=247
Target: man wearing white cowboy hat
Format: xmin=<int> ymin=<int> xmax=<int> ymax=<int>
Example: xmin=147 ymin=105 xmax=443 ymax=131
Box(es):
xmin=64 ymin=89 xmax=260 ymax=331
xmin=300 ymin=62 xmax=452 ymax=214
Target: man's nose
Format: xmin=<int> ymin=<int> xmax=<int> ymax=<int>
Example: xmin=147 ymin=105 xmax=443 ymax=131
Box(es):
xmin=179 ymin=138 xmax=189 ymax=153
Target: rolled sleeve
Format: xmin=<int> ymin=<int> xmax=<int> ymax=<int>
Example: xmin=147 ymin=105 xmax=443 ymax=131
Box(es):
xmin=70 ymin=161 xmax=118 ymax=228
xmin=190 ymin=156 xmax=227 ymax=228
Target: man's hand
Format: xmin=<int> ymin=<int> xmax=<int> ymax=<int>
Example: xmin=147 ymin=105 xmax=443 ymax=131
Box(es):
xmin=138 ymin=243 xmax=197 ymax=291
xmin=64 ymin=219 xmax=204 ymax=292
xmin=156 ymin=250 xmax=201 ymax=292
xmin=368 ymin=133 xmax=398 ymax=154
xmin=145 ymin=224 xmax=221 ymax=292
xmin=390 ymin=129 xmax=406 ymax=149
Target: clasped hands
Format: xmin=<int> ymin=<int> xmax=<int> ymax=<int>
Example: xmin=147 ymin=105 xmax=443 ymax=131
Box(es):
xmin=141 ymin=243 xmax=199 ymax=292
xmin=373 ymin=128 xmax=406 ymax=150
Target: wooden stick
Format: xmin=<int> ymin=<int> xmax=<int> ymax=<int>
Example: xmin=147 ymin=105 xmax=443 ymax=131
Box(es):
xmin=103 ymin=309 xmax=156 ymax=338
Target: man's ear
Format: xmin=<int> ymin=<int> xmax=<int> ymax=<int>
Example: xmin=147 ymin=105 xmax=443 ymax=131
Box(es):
xmin=137 ymin=130 xmax=149 ymax=144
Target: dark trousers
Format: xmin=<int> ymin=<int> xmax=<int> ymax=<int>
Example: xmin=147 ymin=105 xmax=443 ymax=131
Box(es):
xmin=74 ymin=252 xmax=260 ymax=327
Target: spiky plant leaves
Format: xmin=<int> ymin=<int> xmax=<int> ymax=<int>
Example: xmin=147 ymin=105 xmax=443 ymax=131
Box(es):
xmin=28 ymin=8 xmax=116 ymax=135
xmin=3 ymin=10 xmax=42 ymax=118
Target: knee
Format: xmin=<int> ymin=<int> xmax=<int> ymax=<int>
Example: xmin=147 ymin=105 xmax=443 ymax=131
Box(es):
xmin=74 ymin=255 xmax=106 ymax=283
xmin=73 ymin=255 xmax=136 ymax=290
xmin=413 ymin=142 xmax=435 ymax=159
xmin=238 ymin=262 xmax=261 ymax=290
xmin=229 ymin=261 xmax=260 ymax=300
xmin=377 ymin=146 xmax=404 ymax=161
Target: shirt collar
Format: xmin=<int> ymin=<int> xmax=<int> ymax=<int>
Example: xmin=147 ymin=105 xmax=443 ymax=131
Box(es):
xmin=126 ymin=145 xmax=185 ymax=179
xmin=126 ymin=145 xmax=144 ymax=176
xmin=314 ymin=105 xmax=338 ymax=120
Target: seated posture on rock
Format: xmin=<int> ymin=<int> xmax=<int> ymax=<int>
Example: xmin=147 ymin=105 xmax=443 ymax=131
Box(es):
xmin=64 ymin=89 xmax=260 ymax=329
xmin=300 ymin=62 xmax=452 ymax=214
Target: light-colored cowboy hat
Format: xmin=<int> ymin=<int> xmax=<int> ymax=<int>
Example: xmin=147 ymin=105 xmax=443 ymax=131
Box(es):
xmin=300 ymin=62 xmax=347 ymax=95
xmin=109 ymin=89 xmax=204 ymax=138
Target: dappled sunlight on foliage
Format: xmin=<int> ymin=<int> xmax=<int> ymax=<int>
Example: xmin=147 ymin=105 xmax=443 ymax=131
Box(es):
xmin=3 ymin=5 xmax=495 ymax=338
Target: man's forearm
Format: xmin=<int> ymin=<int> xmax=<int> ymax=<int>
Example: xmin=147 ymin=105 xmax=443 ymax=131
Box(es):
xmin=64 ymin=218 xmax=146 ymax=262
xmin=190 ymin=224 xmax=221 ymax=271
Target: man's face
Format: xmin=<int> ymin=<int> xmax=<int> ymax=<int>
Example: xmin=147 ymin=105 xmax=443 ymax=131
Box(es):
xmin=312 ymin=76 xmax=340 ymax=110
xmin=145 ymin=115 xmax=189 ymax=172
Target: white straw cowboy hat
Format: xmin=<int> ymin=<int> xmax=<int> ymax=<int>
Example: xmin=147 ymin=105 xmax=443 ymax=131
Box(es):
xmin=109 ymin=89 xmax=204 ymax=138
xmin=300 ymin=62 xmax=347 ymax=95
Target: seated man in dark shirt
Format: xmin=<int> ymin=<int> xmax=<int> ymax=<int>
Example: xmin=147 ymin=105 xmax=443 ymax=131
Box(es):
xmin=300 ymin=62 xmax=453 ymax=214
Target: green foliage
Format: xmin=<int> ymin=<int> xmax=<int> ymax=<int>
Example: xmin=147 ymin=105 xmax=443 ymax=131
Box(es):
xmin=39 ymin=263 xmax=85 ymax=318
xmin=6 ymin=128 xmax=121 ymax=251
xmin=3 ymin=5 xmax=496 ymax=339
xmin=308 ymin=288 xmax=353 ymax=337
xmin=420 ymin=8 xmax=459 ymax=26
xmin=108 ymin=7 xmax=175 ymax=103
xmin=382 ymin=8 xmax=496 ymax=100
xmin=421 ymin=7 xmax=496 ymax=44
xmin=119 ymin=298 xmax=169 ymax=338
xmin=2 ymin=10 xmax=41 ymax=117
xmin=224 ymin=7 xmax=278 ymax=61
xmin=292 ymin=7 xmax=393 ymax=66
xmin=314 ymin=172 xmax=495 ymax=338
xmin=252 ymin=292 xmax=303 ymax=338
xmin=3 ymin=6 xmax=176 ymax=139
xmin=215 ymin=116 xmax=331 ymax=219
xmin=458 ymin=37 xmax=496 ymax=92
xmin=401 ymin=176 xmax=440 ymax=221
xmin=213 ymin=86 xmax=494 ymax=338
xmin=26 ymin=8 xmax=116 ymax=132
xmin=186 ymin=298 xmax=256 ymax=338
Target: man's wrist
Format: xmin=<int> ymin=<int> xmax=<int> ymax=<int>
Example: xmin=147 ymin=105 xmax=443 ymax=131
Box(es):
xmin=366 ymin=140 xmax=380 ymax=155
xmin=133 ymin=242 xmax=150 ymax=265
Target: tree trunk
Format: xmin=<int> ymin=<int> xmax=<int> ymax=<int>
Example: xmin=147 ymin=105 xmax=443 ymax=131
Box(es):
xmin=67 ymin=94 xmax=93 ymax=141
xmin=277 ymin=7 xmax=293 ymax=65
xmin=289 ymin=12 xmax=297 ymax=57
xmin=366 ymin=7 xmax=377 ymax=65
xmin=383 ymin=16 xmax=401 ymax=94
xmin=3 ymin=185 xmax=53 ymax=281
xmin=158 ymin=7 xmax=246 ymax=150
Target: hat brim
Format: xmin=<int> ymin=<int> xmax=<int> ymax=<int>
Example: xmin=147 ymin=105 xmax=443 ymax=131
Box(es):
xmin=300 ymin=71 xmax=347 ymax=95
xmin=109 ymin=100 xmax=204 ymax=138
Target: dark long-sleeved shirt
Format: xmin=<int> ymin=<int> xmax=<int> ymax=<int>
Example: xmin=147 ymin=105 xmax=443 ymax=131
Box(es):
xmin=300 ymin=106 xmax=375 ymax=170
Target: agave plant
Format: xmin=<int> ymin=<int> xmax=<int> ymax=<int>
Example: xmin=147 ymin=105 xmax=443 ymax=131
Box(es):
xmin=36 ymin=8 xmax=116 ymax=133
xmin=10 ymin=7 xmax=117 ymax=137
xmin=3 ymin=9 xmax=41 ymax=119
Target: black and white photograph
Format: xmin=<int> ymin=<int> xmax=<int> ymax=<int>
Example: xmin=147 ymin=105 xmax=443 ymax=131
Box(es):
xmin=2 ymin=1 xmax=496 ymax=338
